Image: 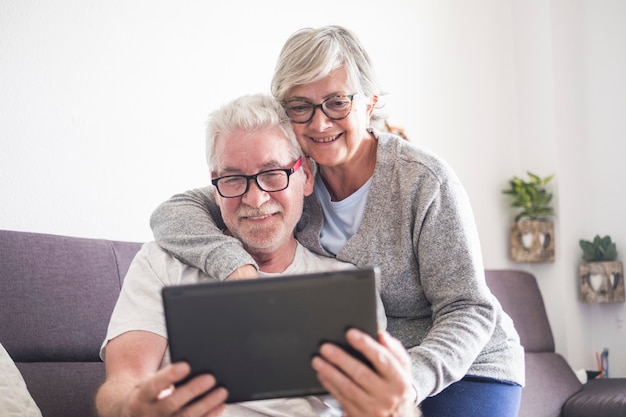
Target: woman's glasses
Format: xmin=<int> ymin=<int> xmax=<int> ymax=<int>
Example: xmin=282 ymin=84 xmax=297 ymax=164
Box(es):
xmin=282 ymin=94 xmax=357 ymax=124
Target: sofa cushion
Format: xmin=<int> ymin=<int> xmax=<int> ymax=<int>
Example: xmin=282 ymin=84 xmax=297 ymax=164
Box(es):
xmin=518 ymin=352 xmax=583 ymax=417
xmin=0 ymin=230 xmax=141 ymax=362
xmin=562 ymin=377 xmax=626 ymax=417
xmin=485 ymin=269 xmax=555 ymax=352
xmin=17 ymin=362 xmax=105 ymax=417
xmin=0 ymin=343 xmax=42 ymax=417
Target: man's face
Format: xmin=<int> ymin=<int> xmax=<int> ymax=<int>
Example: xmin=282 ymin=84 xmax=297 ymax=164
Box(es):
xmin=212 ymin=128 xmax=313 ymax=256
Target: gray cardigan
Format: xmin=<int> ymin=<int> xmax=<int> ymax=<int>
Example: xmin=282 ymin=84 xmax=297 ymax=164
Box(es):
xmin=150 ymin=131 xmax=524 ymax=403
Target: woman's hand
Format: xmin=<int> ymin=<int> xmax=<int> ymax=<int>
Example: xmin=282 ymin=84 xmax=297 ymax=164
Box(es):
xmin=225 ymin=264 xmax=258 ymax=281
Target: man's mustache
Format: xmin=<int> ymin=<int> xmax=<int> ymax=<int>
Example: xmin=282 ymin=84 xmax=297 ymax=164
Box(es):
xmin=236 ymin=203 xmax=282 ymax=218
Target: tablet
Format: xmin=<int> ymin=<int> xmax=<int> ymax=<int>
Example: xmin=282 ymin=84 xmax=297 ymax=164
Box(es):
xmin=162 ymin=267 xmax=379 ymax=403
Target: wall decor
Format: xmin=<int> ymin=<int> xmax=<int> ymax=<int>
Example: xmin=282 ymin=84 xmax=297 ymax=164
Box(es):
xmin=502 ymin=172 xmax=555 ymax=263
xmin=579 ymin=235 xmax=625 ymax=303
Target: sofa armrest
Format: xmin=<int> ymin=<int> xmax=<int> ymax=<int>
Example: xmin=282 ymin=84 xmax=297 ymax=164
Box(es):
xmin=562 ymin=378 xmax=626 ymax=417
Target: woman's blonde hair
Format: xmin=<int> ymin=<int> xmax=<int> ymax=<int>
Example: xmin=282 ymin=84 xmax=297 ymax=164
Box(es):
xmin=271 ymin=25 xmax=385 ymax=125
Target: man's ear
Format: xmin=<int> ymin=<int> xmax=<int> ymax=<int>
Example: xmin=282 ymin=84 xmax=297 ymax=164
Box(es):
xmin=211 ymin=178 xmax=222 ymax=207
xmin=301 ymin=156 xmax=315 ymax=197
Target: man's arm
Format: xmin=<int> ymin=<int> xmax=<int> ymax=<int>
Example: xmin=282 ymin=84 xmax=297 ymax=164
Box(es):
xmin=96 ymin=331 xmax=227 ymax=417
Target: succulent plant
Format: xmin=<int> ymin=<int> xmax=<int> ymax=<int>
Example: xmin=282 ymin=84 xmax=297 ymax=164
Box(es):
xmin=502 ymin=172 xmax=555 ymax=222
xmin=579 ymin=235 xmax=618 ymax=262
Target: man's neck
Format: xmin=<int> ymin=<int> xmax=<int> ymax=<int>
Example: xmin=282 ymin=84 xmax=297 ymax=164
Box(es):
xmin=249 ymin=238 xmax=298 ymax=274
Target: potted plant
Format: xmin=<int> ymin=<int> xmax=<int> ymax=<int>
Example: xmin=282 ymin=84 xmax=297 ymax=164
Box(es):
xmin=502 ymin=172 xmax=555 ymax=262
xmin=579 ymin=235 xmax=625 ymax=303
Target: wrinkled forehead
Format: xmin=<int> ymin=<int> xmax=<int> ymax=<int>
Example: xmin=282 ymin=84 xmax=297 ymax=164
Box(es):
xmin=284 ymin=66 xmax=357 ymax=101
xmin=214 ymin=128 xmax=294 ymax=171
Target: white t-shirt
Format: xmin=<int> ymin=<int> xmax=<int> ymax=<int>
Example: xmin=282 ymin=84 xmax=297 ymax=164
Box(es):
xmin=101 ymin=241 xmax=385 ymax=417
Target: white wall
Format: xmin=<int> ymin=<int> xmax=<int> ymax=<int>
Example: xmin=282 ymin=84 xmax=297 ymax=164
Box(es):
xmin=1 ymin=0 xmax=625 ymax=377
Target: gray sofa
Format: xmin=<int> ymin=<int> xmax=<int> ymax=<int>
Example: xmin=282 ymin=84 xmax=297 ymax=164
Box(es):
xmin=0 ymin=230 xmax=141 ymax=417
xmin=485 ymin=270 xmax=626 ymax=417
xmin=1 ymin=229 xmax=625 ymax=417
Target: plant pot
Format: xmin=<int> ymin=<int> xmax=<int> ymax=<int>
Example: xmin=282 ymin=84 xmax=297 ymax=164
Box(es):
xmin=579 ymin=261 xmax=625 ymax=303
xmin=509 ymin=219 xmax=555 ymax=263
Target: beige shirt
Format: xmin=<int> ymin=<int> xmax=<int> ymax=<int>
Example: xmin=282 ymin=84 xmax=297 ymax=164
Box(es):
xmin=102 ymin=241 xmax=385 ymax=417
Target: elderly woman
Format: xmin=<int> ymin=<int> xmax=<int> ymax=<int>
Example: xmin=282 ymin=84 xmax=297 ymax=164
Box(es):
xmin=151 ymin=25 xmax=524 ymax=417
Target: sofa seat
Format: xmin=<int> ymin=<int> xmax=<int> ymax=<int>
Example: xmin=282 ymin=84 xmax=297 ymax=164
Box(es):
xmin=2 ymin=230 xmax=626 ymax=417
xmin=0 ymin=230 xmax=141 ymax=417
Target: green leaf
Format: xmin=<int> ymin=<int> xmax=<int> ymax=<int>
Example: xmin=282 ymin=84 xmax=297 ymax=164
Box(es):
xmin=579 ymin=235 xmax=618 ymax=261
xmin=502 ymin=172 xmax=555 ymax=220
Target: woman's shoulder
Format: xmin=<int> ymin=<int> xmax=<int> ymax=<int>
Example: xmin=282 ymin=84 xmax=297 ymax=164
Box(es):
xmin=374 ymin=130 xmax=458 ymax=182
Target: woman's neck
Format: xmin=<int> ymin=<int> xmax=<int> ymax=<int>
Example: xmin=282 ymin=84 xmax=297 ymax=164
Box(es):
xmin=318 ymin=134 xmax=377 ymax=201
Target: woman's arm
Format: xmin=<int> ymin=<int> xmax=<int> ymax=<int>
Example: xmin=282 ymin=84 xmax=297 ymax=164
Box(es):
xmin=150 ymin=187 xmax=257 ymax=280
xmin=349 ymin=134 xmax=500 ymax=402
xmin=408 ymin=179 xmax=496 ymax=401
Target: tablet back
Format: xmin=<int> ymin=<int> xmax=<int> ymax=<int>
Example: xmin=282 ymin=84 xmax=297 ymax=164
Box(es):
xmin=162 ymin=267 xmax=379 ymax=403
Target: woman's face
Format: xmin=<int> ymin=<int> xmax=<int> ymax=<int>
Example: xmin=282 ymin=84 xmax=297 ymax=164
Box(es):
xmin=284 ymin=66 xmax=377 ymax=168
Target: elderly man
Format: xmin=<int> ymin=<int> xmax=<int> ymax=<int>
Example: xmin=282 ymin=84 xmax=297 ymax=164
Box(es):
xmin=95 ymin=94 xmax=418 ymax=417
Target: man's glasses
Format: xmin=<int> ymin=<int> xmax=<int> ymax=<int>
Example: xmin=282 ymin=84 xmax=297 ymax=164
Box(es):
xmin=211 ymin=158 xmax=302 ymax=198
xmin=282 ymin=94 xmax=357 ymax=124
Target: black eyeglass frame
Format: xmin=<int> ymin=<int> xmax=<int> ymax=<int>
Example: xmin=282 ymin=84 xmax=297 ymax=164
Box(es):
xmin=281 ymin=94 xmax=357 ymax=124
xmin=211 ymin=157 xmax=303 ymax=198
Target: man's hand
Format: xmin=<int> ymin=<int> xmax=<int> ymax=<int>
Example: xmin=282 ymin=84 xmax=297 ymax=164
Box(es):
xmin=117 ymin=362 xmax=228 ymax=417
xmin=226 ymin=264 xmax=258 ymax=281
xmin=311 ymin=329 xmax=420 ymax=417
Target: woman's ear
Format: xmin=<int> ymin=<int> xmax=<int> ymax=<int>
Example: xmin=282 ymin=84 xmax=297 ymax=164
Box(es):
xmin=301 ymin=156 xmax=315 ymax=197
xmin=366 ymin=95 xmax=379 ymax=118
